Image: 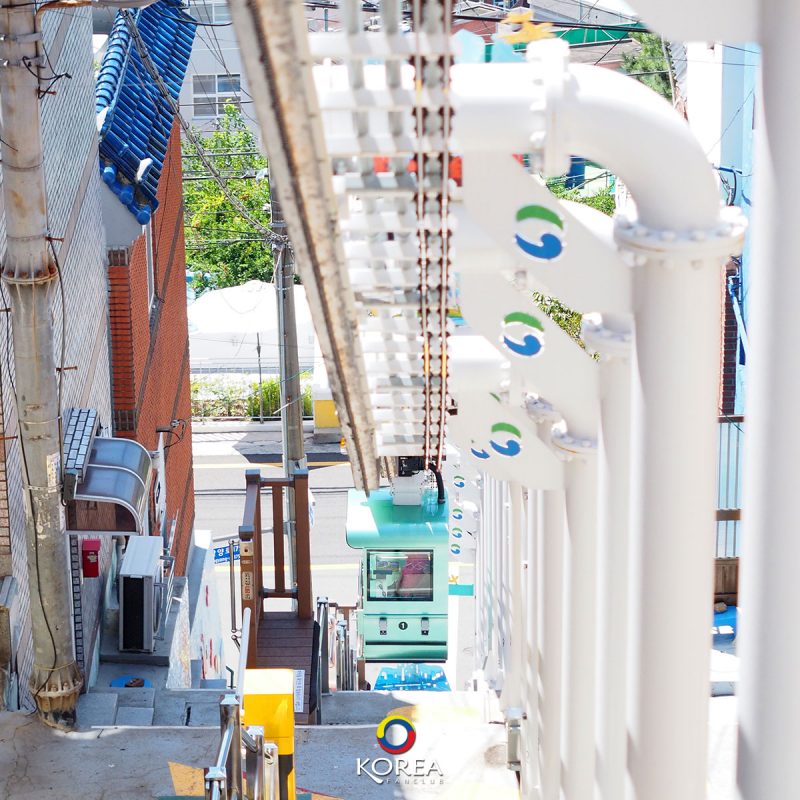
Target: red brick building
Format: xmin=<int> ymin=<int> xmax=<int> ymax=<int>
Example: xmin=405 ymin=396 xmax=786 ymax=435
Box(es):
xmin=719 ymin=259 xmax=740 ymax=416
xmin=107 ymin=119 xmax=195 ymax=573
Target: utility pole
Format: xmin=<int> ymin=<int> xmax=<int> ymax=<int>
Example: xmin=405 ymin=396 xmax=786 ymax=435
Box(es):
xmin=256 ymin=332 xmax=264 ymax=423
xmin=0 ymin=0 xmax=82 ymax=727
xmin=271 ymin=189 xmax=307 ymax=601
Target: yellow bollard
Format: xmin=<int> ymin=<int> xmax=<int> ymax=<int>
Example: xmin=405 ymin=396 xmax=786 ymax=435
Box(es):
xmin=243 ymin=669 xmax=296 ymax=800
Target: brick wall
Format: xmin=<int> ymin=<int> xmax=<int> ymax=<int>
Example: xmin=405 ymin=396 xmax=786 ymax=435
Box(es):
xmin=0 ymin=7 xmax=113 ymax=708
xmin=719 ymin=260 xmax=739 ymax=416
xmin=108 ymin=119 xmax=195 ymax=575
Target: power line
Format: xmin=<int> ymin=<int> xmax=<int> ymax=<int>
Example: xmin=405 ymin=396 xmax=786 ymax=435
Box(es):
xmin=182 ymin=150 xmax=262 ymax=158
xmin=302 ymin=1 xmax=650 ymax=33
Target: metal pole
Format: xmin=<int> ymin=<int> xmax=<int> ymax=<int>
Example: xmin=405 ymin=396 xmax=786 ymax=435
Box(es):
xmin=583 ymin=315 xmax=632 ymax=800
xmin=271 ymin=189 xmax=307 ymax=602
xmin=560 ymin=450 xmax=598 ymax=800
xmin=538 ymin=473 xmax=565 ymax=799
xmin=500 ymin=482 xmax=524 ymax=710
xmin=521 ymin=487 xmax=540 ymax=797
xmin=738 ymin=4 xmax=800 ymax=796
xmin=0 ymin=0 xmax=82 ymax=728
xmin=626 ymin=251 xmax=720 ymax=800
xmin=220 ymin=695 xmax=243 ymax=799
xmin=229 ymin=539 xmax=238 ymax=640
xmin=256 ymin=332 xmax=264 ymax=423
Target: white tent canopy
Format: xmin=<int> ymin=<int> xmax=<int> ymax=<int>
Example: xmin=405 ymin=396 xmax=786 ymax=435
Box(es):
xmin=188 ymin=280 xmax=316 ymax=374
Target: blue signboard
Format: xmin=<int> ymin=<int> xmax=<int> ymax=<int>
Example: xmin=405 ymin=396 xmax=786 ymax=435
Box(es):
xmin=213 ymin=542 xmax=240 ymax=564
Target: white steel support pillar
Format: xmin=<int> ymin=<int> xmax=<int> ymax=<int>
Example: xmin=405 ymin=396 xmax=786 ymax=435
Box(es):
xmin=557 ymin=441 xmax=598 ymax=800
xmin=478 ymin=476 xmax=491 ymax=669
xmin=500 ymin=482 xmax=525 ymax=712
xmin=501 ymin=481 xmax=512 ymax=675
xmin=538 ymin=483 xmax=565 ymax=800
xmin=491 ymin=477 xmax=504 ymax=681
xmin=531 ymin=51 xmax=745 ymax=799
xmin=583 ymin=314 xmax=632 ymax=800
xmin=738 ymin=3 xmax=800 ymax=796
xmin=530 ymin=410 xmax=567 ymax=800
xmin=521 ymin=487 xmax=540 ymax=798
xmin=623 ymin=245 xmax=723 ymax=800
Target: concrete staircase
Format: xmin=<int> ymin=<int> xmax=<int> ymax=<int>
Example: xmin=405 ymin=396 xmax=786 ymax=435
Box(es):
xmin=77 ymin=684 xmax=233 ymax=729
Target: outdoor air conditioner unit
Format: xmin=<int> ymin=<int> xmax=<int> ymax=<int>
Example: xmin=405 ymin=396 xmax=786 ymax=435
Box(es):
xmin=119 ymin=536 xmax=164 ymax=653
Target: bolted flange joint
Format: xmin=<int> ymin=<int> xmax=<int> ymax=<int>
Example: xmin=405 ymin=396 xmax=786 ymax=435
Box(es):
xmin=524 ymin=393 xmax=561 ymax=425
xmin=581 ymin=317 xmax=632 ymax=361
xmin=551 ymin=422 xmax=597 ymax=461
xmin=614 ymin=205 xmax=747 ymax=269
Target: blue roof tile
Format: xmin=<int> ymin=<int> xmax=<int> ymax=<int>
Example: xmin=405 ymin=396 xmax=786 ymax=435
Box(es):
xmin=95 ymin=1 xmax=196 ymax=224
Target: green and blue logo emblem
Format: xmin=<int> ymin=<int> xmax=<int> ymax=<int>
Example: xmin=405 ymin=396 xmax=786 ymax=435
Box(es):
xmin=470 ymin=422 xmax=523 ymax=460
xmin=515 ymin=204 xmax=564 ymax=261
xmin=502 ymin=311 xmax=545 ymax=358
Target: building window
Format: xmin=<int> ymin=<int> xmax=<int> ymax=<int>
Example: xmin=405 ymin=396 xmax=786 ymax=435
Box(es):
xmin=366 ymin=550 xmax=434 ymax=602
xmin=192 ymin=0 xmax=230 ymax=25
xmin=193 ymin=73 xmax=241 ymax=118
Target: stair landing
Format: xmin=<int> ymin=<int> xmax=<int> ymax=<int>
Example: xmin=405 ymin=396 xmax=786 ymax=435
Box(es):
xmin=254 ymin=611 xmax=317 ymax=723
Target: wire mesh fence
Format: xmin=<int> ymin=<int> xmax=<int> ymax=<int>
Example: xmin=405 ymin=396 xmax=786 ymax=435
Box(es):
xmin=191 ymin=375 xmax=313 ymax=419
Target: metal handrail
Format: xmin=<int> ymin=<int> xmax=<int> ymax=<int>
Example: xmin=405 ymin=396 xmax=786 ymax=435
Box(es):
xmin=154 ymin=553 xmax=176 ymax=641
xmin=315 ymin=597 xmax=330 ymax=723
xmin=205 ymin=606 xmax=281 ymax=800
xmin=229 ymin=538 xmax=239 ymax=647
xmin=237 ymin=607 xmax=251 ymax=701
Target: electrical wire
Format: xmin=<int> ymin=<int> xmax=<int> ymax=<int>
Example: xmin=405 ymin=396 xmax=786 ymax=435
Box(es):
xmin=120 ymin=11 xmax=283 ymax=246
xmin=162 ymin=418 xmax=187 ymax=449
xmin=593 ymin=38 xmax=620 ymax=65
xmin=191 ymin=18 xmax=261 ymax=129
xmin=704 ymin=88 xmax=756 ymax=158
xmin=303 ymin=0 xmax=649 ymax=33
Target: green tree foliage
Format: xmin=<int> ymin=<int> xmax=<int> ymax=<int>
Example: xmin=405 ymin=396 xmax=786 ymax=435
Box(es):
xmin=621 ymin=33 xmax=673 ymax=102
xmin=547 ymin=182 xmax=616 ymax=217
xmin=182 ymin=106 xmax=272 ymax=291
xmin=531 ymin=291 xmax=585 ymax=348
xmin=532 ymin=180 xmax=616 ymax=352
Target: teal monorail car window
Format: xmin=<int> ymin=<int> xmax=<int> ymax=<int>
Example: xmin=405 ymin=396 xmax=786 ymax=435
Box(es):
xmin=366 ymin=550 xmax=434 ymax=601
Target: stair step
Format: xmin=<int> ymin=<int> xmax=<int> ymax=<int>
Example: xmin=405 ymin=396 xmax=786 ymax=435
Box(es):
xmin=199 ymin=678 xmax=228 ymax=689
xmin=115 ymin=706 xmax=155 ymax=726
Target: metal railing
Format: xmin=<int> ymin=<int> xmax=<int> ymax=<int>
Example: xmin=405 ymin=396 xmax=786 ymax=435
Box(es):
xmin=204 ymin=607 xmax=280 ymax=800
xmin=315 ymin=598 xmax=360 ymax=696
xmin=334 ymin=604 xmax=359 ymax=692
xmin=716 ymin=415 xmax=744 ymax=557
xmin=154 ymin=551 xmax=175 ymax=642
xmin=315 ymin=597 xmax=329 ymax=723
